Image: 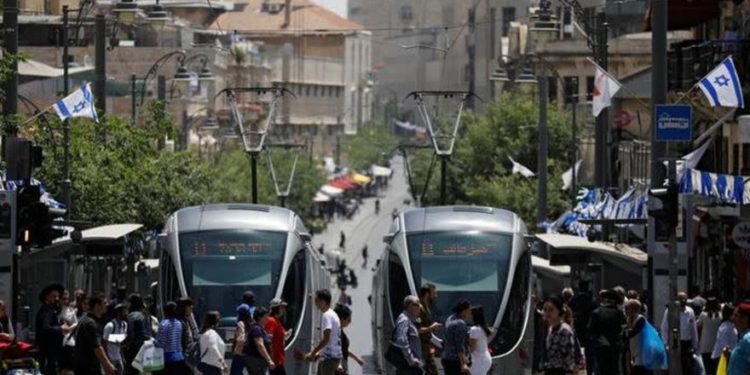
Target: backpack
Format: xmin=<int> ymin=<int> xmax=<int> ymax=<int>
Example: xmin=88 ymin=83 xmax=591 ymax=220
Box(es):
xmin=187 ymin=333 xmax=209 ymax=367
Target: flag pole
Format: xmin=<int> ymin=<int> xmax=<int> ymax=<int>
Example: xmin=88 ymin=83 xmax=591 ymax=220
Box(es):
xmin=18 ymin=105 xmax=54 ymax=127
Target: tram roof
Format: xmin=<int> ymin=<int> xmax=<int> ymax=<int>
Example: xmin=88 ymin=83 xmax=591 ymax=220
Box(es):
xmin=402 ymin=206 xmax=521 ymax=234
xmin=173 ymin=204 xmax=299 ymax=233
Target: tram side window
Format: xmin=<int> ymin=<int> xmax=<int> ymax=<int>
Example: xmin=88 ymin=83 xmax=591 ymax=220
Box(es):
xmin=491 ymin=252 xmax=531 ymax=355
xmin=388 ymin=253 xmax=410 ymax=322
xmin=281 ymin=250 xmax=306 ymax=338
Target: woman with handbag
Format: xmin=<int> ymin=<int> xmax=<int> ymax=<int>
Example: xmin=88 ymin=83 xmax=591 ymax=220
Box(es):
xmin=198 ymin=311 xmax=227 ymax=375
xmin=334 ymin=304 xmax=366 ymax=375
xmin=625 ymin=299 xmax=651 ymax=375
xmin=245 ymin=307 xmax=276 ymax=375
xmin=541 ymin=295 xmax=577 ymax=375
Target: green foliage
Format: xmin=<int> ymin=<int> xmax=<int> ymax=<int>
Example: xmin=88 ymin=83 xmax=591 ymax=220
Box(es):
xmin=407 ymin=93 xmax=575 ymax=228
xmin=345 ymin=121 xmax=397 ymax=171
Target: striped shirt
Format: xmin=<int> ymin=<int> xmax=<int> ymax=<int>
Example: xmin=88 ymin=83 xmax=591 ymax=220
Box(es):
xmin=156 ymin=318 xmax=185 ymax=363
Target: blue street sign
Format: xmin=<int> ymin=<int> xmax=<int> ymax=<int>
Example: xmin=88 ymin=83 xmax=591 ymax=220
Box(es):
xmin=655 ymin=104 xmax=692 ymax=142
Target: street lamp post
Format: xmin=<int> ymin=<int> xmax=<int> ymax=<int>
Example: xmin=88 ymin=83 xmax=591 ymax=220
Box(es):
xmin=62 ymin=6 xmax=71 ymax=218
xmin=538 ymin=72 xmax=549 ymax=224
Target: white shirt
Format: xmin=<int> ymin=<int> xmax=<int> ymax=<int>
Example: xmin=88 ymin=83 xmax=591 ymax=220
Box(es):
xmin=660 ymin=305 xmax=699 ymax=351
xmin=697 ymin=312 xmax=722 ymax=354
xmin=103 ymin=319 xmax=128 ymax=362
xmin=320 ymin=308 xmax=342 ymax=359
xmin=711 ymin=321 xmax=738 ymax=359
xmin=469 ymin=326 xmax=492 ymax=375
xmin=200 ymin=329 xmax=227 ymax=369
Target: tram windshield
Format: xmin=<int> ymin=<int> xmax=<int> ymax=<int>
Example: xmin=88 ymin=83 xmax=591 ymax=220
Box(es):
xmin=179 ymin=229 xmax=287 ymax=321
xmin=407 ymin=231 xmax=513 ymax=326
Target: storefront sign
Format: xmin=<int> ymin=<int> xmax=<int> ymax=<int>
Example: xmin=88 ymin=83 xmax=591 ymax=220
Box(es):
xmin=731 ymin=221 xmax=750 ymax=249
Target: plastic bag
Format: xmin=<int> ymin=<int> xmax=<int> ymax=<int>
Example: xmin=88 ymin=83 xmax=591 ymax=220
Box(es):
xmin=716 ymin=352 xmax=728 ymax=375
xmin=640 ymin=320 xmax=668 ymax=370
xmin=694 ymin=353 xmax=706 ymax=375
xmin=142 ymin=345 xmax=165 ymax=372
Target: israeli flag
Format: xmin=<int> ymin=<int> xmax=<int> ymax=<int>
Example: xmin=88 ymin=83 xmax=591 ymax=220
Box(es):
xmin=53 ymin=83 xmax=99 ymax=123
xmin=698 ymin=56 xmax=744 ymax=108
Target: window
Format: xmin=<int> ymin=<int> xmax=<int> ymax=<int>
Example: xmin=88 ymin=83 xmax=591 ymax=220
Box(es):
xmin=280 ymin=250 xmax=306 ymax=339
xmin=586 ymin=75 xmax=595 ymax=101
xmin=547 ymin=77 xmax=558 ymax=103
xmin=399 ymin=5 xmax=413 ymax=21
xmin=733 ymin=144 xmax=740 ymax=174
xmin=388 ymin=252 xmax=410 ymax=322
xmin=564 ymin=76 xmax=578 ymax=105
xmin=743 ymin=144 xmax=750 ymax=174
xmin=502 ymin=7 xmax=516 ymax=37
xmin=160 ymin=250 xmax=181 ymax=304
xmin=305 ymin=85 xmax=311 ymax=96
xmin=490 ymin=252 xmax=531 ymax=356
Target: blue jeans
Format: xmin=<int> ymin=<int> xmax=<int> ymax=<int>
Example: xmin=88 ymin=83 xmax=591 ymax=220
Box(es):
xmin=230 ymin=354 xmax=247 ymax=375
xmin=199 ymin=362 xmax=222 ymax=375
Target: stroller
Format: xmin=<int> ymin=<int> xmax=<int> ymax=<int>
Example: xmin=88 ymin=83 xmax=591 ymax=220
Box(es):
xmin=0 ymin=338 xmax=40 ymax=375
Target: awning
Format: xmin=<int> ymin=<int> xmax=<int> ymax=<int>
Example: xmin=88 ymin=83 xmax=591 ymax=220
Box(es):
xmin=532 ymin=255 xmax=571 ymax=277
xmin=320 ymin=184 xmax=344 ymax=196
xmin=313 ymin=192 xmax=331 ymax=202
xmin=329 ymin=177 xmax=357 ymax=190
xmin=536 ymin=233 xmax=647 ymax=265
xmin=351 ymin=173 xmax=372 ymax=184
xmin=30 ymin=223 xmax=144 ymax=259
xmin=372 ymin=165 xmax=392 ymax=177
xmin=19 ymin=59 xmax=93 ymax=78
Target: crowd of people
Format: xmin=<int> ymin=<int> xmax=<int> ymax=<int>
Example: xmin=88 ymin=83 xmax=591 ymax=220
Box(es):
xmin=530 ymin=285 xmax=750 ymax=375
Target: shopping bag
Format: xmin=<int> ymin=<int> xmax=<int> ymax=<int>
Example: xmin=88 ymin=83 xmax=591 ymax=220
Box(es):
xmin=694 ymin=353 xmax=706 ymax=375
xmin=142 ymin=345 xmax=165 ymax=372
xmin=131 ymin=339 xmax=157 ymax=373
xmin=716 ymin=352 xmax=728 ymax=375
xmin=640 ymin=320 xmax=668 ymax=370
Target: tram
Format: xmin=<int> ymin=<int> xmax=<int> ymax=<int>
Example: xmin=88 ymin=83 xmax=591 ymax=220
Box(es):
xmin=372 ymin=206 xmax=533 ymax=375
xmin=159 ymin=204 xmax=329 ymax=374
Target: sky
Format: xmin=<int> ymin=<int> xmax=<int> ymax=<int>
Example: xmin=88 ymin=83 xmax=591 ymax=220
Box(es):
xmin=311 ymin=0 xmax=348 ymax=18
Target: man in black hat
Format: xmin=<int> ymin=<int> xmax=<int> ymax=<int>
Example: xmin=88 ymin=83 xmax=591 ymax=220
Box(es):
xmin=587 ymin=289 xmax=626 ymax=375
xmin=36 ymin=284 xmax=71 ymax=375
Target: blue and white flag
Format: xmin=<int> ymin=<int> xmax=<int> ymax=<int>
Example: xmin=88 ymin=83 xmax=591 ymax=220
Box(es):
xmin=53 ymin=83 xmax=99 ymax=123
xmin=698 ymin=56 xmax=744 ymax=108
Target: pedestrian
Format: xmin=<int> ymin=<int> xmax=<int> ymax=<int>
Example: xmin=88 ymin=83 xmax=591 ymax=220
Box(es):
xmin=441 ymin=299 xmax=473 ymax=375
xmin=59 ymin=289 xmax=78 ymax=375
xmin=542 ymin=295 xmax=577 ymax=375
xmin=246 ymin=307 xmax=276 ymax=375
xmin=569 ymin=281 xmax=595 ymax=375
xmin=339 ymin=231 xmax=346 ymax=249
xmin=417 ymin=284 xmax=441 ymax=375
xmin=123 ymin=294 xmax=153 ymax=375
xmin=562 ymin=288 xmax=574 ymax=306
xmin=334 ymin=303 xmax=366 ymax=374
xmin=155 ymin=301 xmax=189 ymax=374
xmin=230 ymin=303 xmax=253 ymax=375
xmin=305 ymin=289 xmax=342 ymax=375
xmin=393 ymin=295 xmax=423 ymax=375
xmin=712 ymin=303 xmax=737 ymax=365
xmin=588 ymin=289 xmax=625 ymax=375
xmin=74 ymin=288 xmax=88 ymax=319
xmin=36 ymin=283 xmax=70 ymax=375
xmin=361 ymin=245 xmax=369 ymax=269
xmin=145 ymin=297 xmax=160 ymax=334
xmin=468 ymin=306 xmax=493 ymax=375
xmin=177 ymin=297 xmax=199 ymax=371
xmin=697 ymin=297 xmax=722 ymax=375
xmin=102 ymin=303 xmax=128 ymax=375
xmin=659 ymin=291 xmax=698 ymax=375
xmin=241 ymin=290 xmax=257 ymax=318
xmin=689 ymin=286 xmax=707 ymax=317
xmin=266 ymin=298 xmax=289 ymax=375
xmin=198 ymin=311 xmax=227 ymax=375
xmin=348 ymin=269 xmax=358 ymax=288
xmin=624 ymin=299 xmax=650 ymax=375
xmin=0 ymin=299 xmax=14 ymax=340
xmin=74 ymin=293 xmax=117 ymax=375
xmin=727 ymin=301 xmax=750 ymax=375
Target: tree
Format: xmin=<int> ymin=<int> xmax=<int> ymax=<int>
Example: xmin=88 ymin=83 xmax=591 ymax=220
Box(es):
xmin=406 ymin=93 xmax=575 ymax=227
xmin=344 ymin=121 xmax=397 ymax=171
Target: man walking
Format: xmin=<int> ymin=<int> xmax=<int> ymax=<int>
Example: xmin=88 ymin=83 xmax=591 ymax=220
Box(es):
xmin=36 ymin=283 xmax=70 ymax=375
xmin=394 ymin=296 xmax=424 ymax=375
xmin=417 ymin=284 xmax=441 ymax=375
xmin=660 ymin=291 xmax=699 ymax=375
xmin=266 ymin=298 xmax=289 ymax=375
xmin=588 ymin=289 xmax=625 ymax=375
xmin=103 ymin=304 xmax=128 ymax=375
xmin=123 ymin=294 xmax=153 ymax=375
xmin=75 ymin=294 xmax=117 ymax=375
xmin=441 ymin=300 xmax=473 ymax=375
xmin=305 ymin=289 xmax=342 ymax=375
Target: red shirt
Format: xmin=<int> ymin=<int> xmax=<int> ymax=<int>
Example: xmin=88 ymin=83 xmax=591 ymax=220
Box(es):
xmin=264 ymin=316 xmax=286 ymax=365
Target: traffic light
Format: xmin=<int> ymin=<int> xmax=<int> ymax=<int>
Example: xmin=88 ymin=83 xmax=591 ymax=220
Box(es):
xmin=649 ymin=183 xmax=679 ymax=240
xmin=16 ymin=185 xmax=66 ymax=248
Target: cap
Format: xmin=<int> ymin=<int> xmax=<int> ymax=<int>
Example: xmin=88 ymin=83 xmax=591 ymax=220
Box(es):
xmin=270 ymin=298 xmax=288 ymax=308
xmin=114 ymin=303 xmax=127 ymax=312
xmin=236 ymin=303 xmax=251 ymax=315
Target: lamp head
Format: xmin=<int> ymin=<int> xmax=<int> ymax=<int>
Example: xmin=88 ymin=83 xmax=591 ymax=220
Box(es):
xmin=113 ymin=0 xmax=139 ymax=26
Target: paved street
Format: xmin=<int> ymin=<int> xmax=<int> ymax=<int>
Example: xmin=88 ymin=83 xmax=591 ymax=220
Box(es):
xmin=312 ymin=156 xmax=412 ymax=375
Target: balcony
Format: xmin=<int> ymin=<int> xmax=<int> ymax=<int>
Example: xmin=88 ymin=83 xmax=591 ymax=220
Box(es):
xmin=668 ymin=40 xmax=750 ymax=92
xmin=267 ymin=55 xmax=344 ymax=85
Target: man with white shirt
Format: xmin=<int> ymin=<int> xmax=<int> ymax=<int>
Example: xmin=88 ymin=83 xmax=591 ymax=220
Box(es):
xmin=660 ymin=292 xmax=698 ymax=375
xmin=305 ymin=289 xmax=342 ymax=375
xmin=103 ymin=304 xmax=128 ymax=375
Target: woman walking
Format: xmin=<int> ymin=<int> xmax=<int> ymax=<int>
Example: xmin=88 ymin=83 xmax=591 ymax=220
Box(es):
xmin=246 ymin=307 xmax=276 ymax=375
xmin=155 ymin=301 xmax=190 ymax=374
xmin=198 ymin=311 xmax=227 ymax=375
xmin=334 ymin=304 xmax=366 ymax=374
xmin=697 ymin=297 xmax=722 ymax=375
xmin=541 ymin=295 xmax=577 ymax=375
xmin=711 ymin=303 xmax=738 ymax=365
xmin=231 ymin=304 xmax=253 ymax=375
xmin=468 ymin=306 xmax=493 ymax=375
xmin=624 ymin=299 xmax=651 ymax=375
